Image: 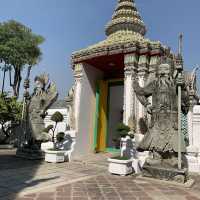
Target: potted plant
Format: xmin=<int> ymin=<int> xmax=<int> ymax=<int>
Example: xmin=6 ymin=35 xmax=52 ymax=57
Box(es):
xmin=108 ymin=155 xmax=133 ymax=176
xmin=43 ymin=111 xmax=66 ymax=163
xmin=112 ymin=122 xmax=130 ymax=149
xmin=108 ymin=122 xmax=133 ymax=176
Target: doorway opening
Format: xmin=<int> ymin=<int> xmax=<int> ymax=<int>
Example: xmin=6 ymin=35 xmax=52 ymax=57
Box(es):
xmin=94 ymin=80 xmax=124 ymax=152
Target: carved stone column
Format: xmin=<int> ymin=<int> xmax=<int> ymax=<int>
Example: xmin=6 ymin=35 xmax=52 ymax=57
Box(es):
xmin=73 ymin=63 xmax=83 ymax=131
xmin=123 ymin=53 xmax=138 ymax=125
xmin=136 ymin=73 xmax=146 ymax=121
xmin=137 ymin=55 xmax=149 ymax=121
xmin=136 ymin=55 xmax=149 ymax=133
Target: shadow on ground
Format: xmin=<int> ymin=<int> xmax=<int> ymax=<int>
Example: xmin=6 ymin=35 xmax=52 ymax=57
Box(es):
xmin=0 ymin=149 xmax=49 ymax=200
xmin=0 ymin=149 xmax=109 ymax=200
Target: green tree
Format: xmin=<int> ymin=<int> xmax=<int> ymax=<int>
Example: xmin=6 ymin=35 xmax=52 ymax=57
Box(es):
xmin=0 ymin=93 xmax=22 ymax=144
xmin=0 ymin=20 xmax=44 ymax=97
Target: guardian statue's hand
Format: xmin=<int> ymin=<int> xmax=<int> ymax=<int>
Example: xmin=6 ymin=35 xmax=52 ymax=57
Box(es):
xmin=40 ymin=110 xmax=47 ymax=118
xmin=147 ymin=104 xmax=152 ymax=114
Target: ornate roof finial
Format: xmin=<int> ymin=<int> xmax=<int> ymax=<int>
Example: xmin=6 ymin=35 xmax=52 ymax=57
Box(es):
xmin=105 ymin=0 xmax=146 ymax=37
xmin=178 ymin=33 xmax=183 ymax=58
xmin=176 ymin=33 xmax=184 ymax=67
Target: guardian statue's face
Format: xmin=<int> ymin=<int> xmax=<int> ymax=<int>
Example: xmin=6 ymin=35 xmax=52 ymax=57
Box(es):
xmin=34 ymin=79 xmax=44 ymax=95
xmin=35 ymin=80 xmax=43 ymax=90
xmin=158 ymin=64 xmax=171 ymax=78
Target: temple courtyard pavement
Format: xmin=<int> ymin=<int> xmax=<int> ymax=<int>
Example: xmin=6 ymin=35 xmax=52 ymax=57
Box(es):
xmin=1 ymin=150 xmax=200 ymax=200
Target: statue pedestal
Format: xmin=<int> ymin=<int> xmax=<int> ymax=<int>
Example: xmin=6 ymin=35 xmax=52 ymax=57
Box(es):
xmin=16 ymin=147 xmax=44 ymax=160
xmin=142 ymin=164 xmax=188 ymax=184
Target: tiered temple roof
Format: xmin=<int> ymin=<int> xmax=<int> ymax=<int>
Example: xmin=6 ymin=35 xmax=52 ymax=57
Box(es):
xmin=105 ymin=0 xmax=146 ymax=38
xmin=72 ymin=0 xmax=167 ymax=65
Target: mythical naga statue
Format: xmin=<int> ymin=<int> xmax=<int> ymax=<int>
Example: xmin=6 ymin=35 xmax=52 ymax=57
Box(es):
xmin=133 ymin=62 xmax=189 ymax=169
xmin=27 ymin=74 xmax=58 ymax=143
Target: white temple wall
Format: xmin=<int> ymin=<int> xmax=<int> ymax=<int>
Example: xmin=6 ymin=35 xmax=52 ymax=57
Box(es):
xmin=74 ymin=64 xmax=83 ymax=131
xmin=186 ymin=105 xmax=200 ymax=173
xmin=190 ymin=106 xmax=200 ymax=150
xmin=72 ymin=63 xmax=103 ymax=158
xmin=123 ymin=74 xmax=134 ymax=124
xmin=123 ymin=53 xmax=137 ymax=125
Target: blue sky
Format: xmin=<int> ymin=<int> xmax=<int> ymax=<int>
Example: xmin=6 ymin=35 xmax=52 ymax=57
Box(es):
xmin=0 ymin=0 xmax=200 ymax=98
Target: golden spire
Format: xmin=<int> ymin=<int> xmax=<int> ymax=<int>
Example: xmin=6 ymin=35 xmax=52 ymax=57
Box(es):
xmin=105 ymin=0 xmax=146 ymax=37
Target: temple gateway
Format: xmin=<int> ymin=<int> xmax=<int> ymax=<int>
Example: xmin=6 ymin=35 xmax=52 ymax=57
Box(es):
xmin=69 ymin=0 xmax=198 ymax=159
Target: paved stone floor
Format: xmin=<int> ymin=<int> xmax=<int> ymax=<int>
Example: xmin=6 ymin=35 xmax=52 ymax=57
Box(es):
xmin=0 ymin=150 xmax=107 ymax=200
xmin=18 ymin=175 xmax=200 ymax=200
xmin=1 ymin=149 xmax=200 ymax=200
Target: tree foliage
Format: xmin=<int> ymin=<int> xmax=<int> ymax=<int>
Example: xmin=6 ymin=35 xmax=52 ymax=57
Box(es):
xmin=0 ymin=20 xmax=44 ymax=97
xmin=116 ymin=123 xmax=130 ymax=138
xmin=51 ymin=111 xmax=64 ymax=123
xmin=0 ymin=93 xmax=22 ymax=144
xmin=112 ymin=123 xmax=131 ymax=149
xmin=43 ymin=125 xmax=54 ymax=133
xmin=56 ymin=132 xmax=65 ymax=143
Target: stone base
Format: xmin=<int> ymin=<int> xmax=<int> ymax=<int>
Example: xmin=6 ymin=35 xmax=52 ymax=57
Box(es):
xmin=142 ymin=164 xmax=188 ymax=184
xmin=137 ymin=175 xmax=195 ymax=188
xmin=0 ymin=144 xmax=14 ymax=149
xmin=16 ymin=147 xmax=44 ymax=160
